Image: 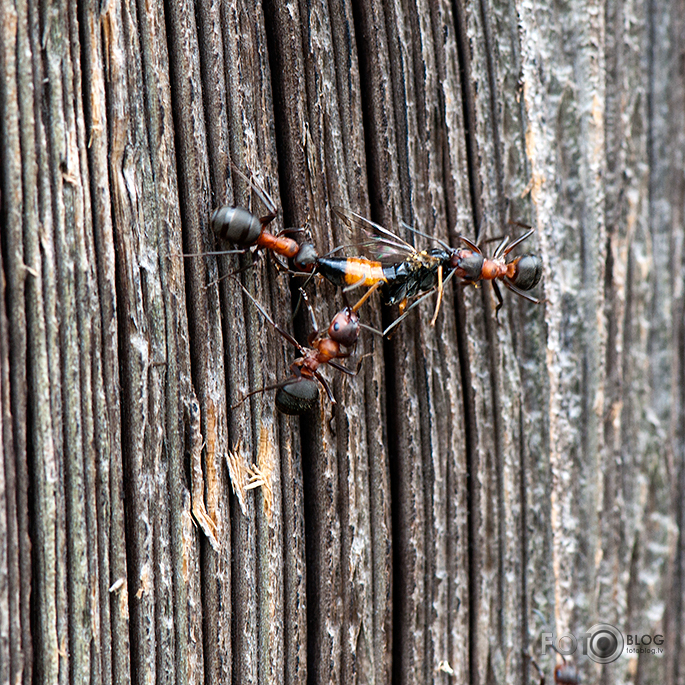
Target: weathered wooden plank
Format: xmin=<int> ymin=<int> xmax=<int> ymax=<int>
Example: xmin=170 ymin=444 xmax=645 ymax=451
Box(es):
xmin=80 ymin=2 xmax=131 ymax=684
xmin=0 ymin=3 xmax=33 ymax=683
xmin=0 ymin=1 xmax=683 ymax=685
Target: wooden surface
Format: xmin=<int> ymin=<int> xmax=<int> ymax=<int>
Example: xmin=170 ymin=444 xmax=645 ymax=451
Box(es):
xmin=0 ymin=0 xmax=683 ymax=683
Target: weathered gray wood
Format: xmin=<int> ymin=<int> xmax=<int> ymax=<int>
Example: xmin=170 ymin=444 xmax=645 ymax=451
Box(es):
xmin=0 ymin=4 xmax=32 ymax=684
xmin=0 ymin=0 xmax=683 ymax=683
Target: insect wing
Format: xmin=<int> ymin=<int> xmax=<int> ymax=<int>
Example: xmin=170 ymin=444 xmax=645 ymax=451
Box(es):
xmin=332 ymin=207 xmax=417 ymax=263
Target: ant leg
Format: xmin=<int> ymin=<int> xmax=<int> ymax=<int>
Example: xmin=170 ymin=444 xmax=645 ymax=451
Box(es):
xmin=298 ymin=289 xmax=320 ymax=340
xmin=268 ymin=252 xmax=291 ymax=274
xmin=458 ymin=235 xmax=482 ymax=253
xmin=206 ymin=252 xmax=261 ymax=289
xmin=277 ymin=226 xmax=307 ymax=237
xmin=492 ymin=280 xmax=504 ymax=319
xmin=231 ymin=276 xmax=306 ymax=353
xmin=231 ymin=379 xmax=290 ymax=410
xmin=492 ymin=235 xmax=511 ymax=260
xmin=328 ymin=352 xmax=372 ymax=377
xmin=507 ymin=218 xmax=532 ymax=231
xmin=312 ymin=370 xmax=336 ymax=404
xmin=289 ymin=273 xmax=319 ymax=320
xmin=478 ymin=235 xmax=506 ymax=246
xmin=503 ymin=281 xmax=543 ymax=304
xmin=502 ymin=228 xmax=535 ymax=257
xmin=258 ymin=211 xmax=277 ymax=227
xmin=231 ymin=163 xmax=279 ymax=218
xmin=179 ymin=248 xmax=247 ymax=258
xmin=528 ymin=653 xmax=545 ymax=685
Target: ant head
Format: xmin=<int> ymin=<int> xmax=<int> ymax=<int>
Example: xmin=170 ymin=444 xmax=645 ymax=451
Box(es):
xmin=510 ymin=253 xmax=543 ymax=291
xmin=328 ymin=307 xmax=360 ymax=347
xmin=451 ymin=249 xmax=484 ymax=281
xmin=293 ymin=242 xmax=319 ymax=272
xmin=211 ymin=206 xmax=263 ymax=245
xmin=275 ymin=377 xmax=319 ymax=415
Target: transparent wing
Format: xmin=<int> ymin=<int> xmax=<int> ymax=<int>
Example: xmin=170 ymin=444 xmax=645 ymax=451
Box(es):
xmin=332 ymin=206 xmax=417 ymax=263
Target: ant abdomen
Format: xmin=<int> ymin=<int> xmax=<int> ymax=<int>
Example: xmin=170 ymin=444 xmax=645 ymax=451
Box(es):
xmin=511 ymin=254 xmax=543 ymax=291
xmin=275 ymin=377 xmax=319 ymax=415
xmin=211 ymin=206 xmax=262 ymax=245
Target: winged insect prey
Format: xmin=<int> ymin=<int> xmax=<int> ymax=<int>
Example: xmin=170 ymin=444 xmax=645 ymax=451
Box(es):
xmin=310 ymin=207 xmax=464 ymax=334
xmin=317 ymin=207 xmax=544 ymax=330
xmin=229 ymin=277 xmax=369 ymax=415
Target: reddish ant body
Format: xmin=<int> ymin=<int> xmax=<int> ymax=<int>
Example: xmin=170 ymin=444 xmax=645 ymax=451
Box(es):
xmin=452 ymin=227 xmax=543 ymax=316
xmin=529 ymin=646 xmax=580 ymax=685
xmin=208 ymin=166 xmax=317 ymax=270
xmin=231 ymin=278 xmax=368 ymax=415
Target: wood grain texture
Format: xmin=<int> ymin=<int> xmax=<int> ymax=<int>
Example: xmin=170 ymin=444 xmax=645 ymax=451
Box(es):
xmin=0 ymin=0 xmax=682 ymax=683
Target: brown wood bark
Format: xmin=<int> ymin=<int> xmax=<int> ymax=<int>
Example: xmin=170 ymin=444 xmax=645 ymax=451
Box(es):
xmin=0 ymin=0 xmax=683 ymax=683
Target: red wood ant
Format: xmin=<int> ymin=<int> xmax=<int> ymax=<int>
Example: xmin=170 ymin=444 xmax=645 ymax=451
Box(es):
xmin=186 ymin=165 xmax=317 ymax=271
xmin=210 ymin=165 xmax=304 ymax=262
xmin=231 ymin=277 xmax=369 ymax=415
xmin=529 ymin=645 xmax=581 ymax=685
xmin=451 ymin=226 xmax=543 ymax=316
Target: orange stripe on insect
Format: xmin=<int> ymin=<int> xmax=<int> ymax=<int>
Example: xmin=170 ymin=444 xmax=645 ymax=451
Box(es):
xmin=341 ymin=258 xmax=388 ymax=287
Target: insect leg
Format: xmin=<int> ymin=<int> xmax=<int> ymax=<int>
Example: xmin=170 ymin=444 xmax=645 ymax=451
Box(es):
xmin=492 ymin=235 xmax=511 ymax=259
xmin=503 ymin=280 xmax=544 ymax=304
xmin=458 ymin=235 xmax=482 ymax=252
xmin=492 ymin=280 xmax=504 ymax=319
xmin=231 ymin=380 xmax=291 ymax=410
xmin=298 ymin=288 xmax=320 ymax=338
xmin=231 ymin=276 xmax=305 ymax=353
xmin=528 ymin=653 xmax=545 ymax=685
xmin=328 ymin=353 xmax=372 ymax=376
xmin=382 ymin=288 xmax=436 ymax=336
xmin=312 ymin=370 xmax=336 ymax=404
xmin=231 ymin=162 xmax=278 ymax=219
xmin=350 ymin=280 xmax=383 ymax=313
xmin=429 ymin=264 xmax=444 ymax=326
xmin=502 ymin=228 xmax=535 ymax=256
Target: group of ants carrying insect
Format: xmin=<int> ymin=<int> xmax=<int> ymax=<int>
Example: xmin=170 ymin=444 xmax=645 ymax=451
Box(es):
xmin=187 ymin=169 xmax=581 ymax=684
xmin=185 ymin=166 xmax=543 ymax=416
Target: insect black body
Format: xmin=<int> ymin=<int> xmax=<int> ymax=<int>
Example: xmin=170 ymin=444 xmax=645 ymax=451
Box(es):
xmin=326 ymin=207 xmax=543 ymax=332
xmin=380 ymin=248 xmax=454 ymax=305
